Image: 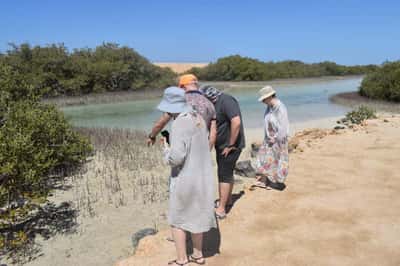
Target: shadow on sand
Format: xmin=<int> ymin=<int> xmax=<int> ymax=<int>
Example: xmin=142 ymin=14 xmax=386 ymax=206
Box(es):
xmin=186 ymin=190 xmax=246 ymax=258
xmin=0 ymin=201 xmax=78 ymax=264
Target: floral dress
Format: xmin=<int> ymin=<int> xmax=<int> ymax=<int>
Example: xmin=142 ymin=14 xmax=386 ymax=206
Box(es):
xmin=255 ymin=100 xmax=289 ymax=183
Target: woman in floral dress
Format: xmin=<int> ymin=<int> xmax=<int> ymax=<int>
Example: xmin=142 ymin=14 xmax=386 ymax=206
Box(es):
xmin=254 ymin=85 xmax=289 ymax=191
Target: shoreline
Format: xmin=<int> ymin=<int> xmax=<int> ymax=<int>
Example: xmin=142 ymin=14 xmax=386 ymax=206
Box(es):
xmin=330 ymin=91 xmax=400 ymax=113
xmin=45 ymin=75 xmax=363 ymax=108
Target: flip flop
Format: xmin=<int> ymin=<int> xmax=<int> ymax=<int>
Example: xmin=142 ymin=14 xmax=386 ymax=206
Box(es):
xmin=168 ymin=259 xmax=189 ymax=265
xmin=189 ymin=255 xmax=206 ymax=265
xmin=215 ymin=211 xmax=227 ymax=220
xmin=249 ymin=181 xmax=271 ymax=191
xmin=214 ymin=199 xmax=233 ymax=208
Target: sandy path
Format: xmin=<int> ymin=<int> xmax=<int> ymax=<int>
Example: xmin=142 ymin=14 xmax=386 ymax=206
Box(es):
xmin=116 ymin=115 xmax=400 ymax=266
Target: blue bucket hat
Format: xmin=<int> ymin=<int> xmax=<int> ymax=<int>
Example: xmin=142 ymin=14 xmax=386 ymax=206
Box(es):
xmin=157 ymin=86 xmax=190 ymax=114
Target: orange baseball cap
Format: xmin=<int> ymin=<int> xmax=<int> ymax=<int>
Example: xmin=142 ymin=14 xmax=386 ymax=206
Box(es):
xmin=178 ymin=74 xmax=198 ymax=88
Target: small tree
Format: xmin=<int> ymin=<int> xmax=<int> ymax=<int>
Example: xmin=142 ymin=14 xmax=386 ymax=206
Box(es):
xmin=0 ymin=63 xmax=92 ymax=255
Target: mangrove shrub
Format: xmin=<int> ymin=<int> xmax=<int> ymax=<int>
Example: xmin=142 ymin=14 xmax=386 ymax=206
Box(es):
xmin=359 ymin=61 xmax=400 ymax=102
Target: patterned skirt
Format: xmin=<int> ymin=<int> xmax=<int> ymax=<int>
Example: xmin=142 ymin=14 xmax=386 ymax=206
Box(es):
xmin=254 ymin=140 xmax=289 ymax=183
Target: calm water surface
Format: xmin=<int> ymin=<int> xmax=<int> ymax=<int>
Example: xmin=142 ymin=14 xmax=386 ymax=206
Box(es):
xmin=62 ymin=77 xmax=361 ymax=130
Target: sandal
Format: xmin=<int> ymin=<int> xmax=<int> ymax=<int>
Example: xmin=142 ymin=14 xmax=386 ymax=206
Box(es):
xmin=168 ymin=259 xmax=189 ymax=265
xmin=189 ymin=255 xmax=205 ymax=265
xmin=214 ymin=199 xmax=233 ymax=208
xmin=249 ymin=181 xmax=271 ymax=191
xmin=215 ymin=211 xmax=227 ymax=220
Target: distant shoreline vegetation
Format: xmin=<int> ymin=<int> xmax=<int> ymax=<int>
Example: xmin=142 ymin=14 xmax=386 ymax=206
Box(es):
xmin=0 ymin=43 xmax=176 ymax=98
xmin=359 ymin=61 xmax=400 ymax=102
xmin=187 ymin=55 xmax=378 ymax=81
xmin=0 ymin=43 xmax=380 ymax=101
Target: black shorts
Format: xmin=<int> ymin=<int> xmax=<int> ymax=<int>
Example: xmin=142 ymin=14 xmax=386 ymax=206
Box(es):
xmin=216 ymin=148 xmax=242 ymax=183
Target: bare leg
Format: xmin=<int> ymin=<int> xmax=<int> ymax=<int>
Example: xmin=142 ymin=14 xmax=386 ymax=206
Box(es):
xmin=170 ymin=227 xmax=188 ymax=264
xmin=190 ymin=232 xmax=205 ymax=263
xmin=228 ymin=182 xmax=234 ymax=205
xmin=216 ymin=182 xmax=233 ymax=215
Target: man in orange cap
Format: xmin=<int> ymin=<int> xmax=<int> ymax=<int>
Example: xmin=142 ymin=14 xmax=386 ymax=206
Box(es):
xmin=147 ymin=74 xmax=217 ymax=149
xmin=178 ymin=74 xmax=198 ymax=88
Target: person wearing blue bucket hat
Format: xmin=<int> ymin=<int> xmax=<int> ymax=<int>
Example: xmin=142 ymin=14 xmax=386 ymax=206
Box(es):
xmin=158 ymin=87 xmax=217 ymax=266
xmin=146 ymin=74 xmax=217 ymax=150
xmin=156 ymin=86 xmax=190 ymax=115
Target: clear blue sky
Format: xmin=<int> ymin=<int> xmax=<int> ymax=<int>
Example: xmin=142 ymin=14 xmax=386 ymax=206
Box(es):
xmin=1 ymin=0 xmax=399 ymax=65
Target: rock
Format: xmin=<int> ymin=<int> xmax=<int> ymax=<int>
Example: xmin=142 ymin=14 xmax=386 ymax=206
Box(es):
xmin=131 ymin=228 xmax=158 ymax=253
xmin=334 ymin=125 xmax=346 ymax=130
xmin=250 ymin=142 xmax=262 ymax=158
xmin=234 ymin=160 xmax=256 ymax=178
xmin=384 ymin=119 xmax=389 ymax=122
xmin=288 ymin=139 xmax=299 ymax=153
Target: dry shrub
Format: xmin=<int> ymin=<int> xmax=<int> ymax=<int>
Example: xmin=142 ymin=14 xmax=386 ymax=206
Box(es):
xmin=73 ymin=128 xmax=169 ymax=217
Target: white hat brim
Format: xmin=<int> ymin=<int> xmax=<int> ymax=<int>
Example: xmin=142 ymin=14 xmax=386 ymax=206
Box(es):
xmin=258 ymin=91 xmax=276 ymax=102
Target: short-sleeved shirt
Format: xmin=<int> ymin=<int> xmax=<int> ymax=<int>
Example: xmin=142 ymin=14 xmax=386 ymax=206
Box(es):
xmin=214 ymin=93 xmax=245 ymax=150
xmin=185 ymin=90 xmax=216 ymax=130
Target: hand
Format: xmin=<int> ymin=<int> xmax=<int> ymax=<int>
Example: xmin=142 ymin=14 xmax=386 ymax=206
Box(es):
xmin=147 ymin=136 xmax=156 ymax=146
xmin=160 ymin=136 xmax=169 ymax=149
xmin=221 ymin=146 xmax=236 ymax=157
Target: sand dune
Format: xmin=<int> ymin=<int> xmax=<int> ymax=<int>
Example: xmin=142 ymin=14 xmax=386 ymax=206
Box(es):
xmin=153 ymin=62 xmax=208 ymax=74
xmin=116 ymin=115 xmax=400 ymax=266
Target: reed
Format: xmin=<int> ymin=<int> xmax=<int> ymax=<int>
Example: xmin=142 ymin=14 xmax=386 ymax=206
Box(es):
xmin=72 ymin=128 xmax=169 ymax=217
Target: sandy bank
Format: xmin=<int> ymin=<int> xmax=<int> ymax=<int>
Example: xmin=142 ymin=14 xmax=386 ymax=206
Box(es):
xmin=116 ymin=114 xmax=400 ymax=266
xmin=330 ymin=92 xmax=400 ymax=114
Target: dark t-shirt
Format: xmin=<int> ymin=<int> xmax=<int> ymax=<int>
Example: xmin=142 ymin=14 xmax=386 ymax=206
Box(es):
xmin=214 ymin=93 xmax=245 ymax=150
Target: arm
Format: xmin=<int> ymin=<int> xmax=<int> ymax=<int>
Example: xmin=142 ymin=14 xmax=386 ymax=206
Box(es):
xmin=221 ymin=116 xmax=241 ymax=157
xmin=147 ymin=112 xmax=171 ymax=146
xmin=275 ymin=107 xmax=289 ymax=143
xmin=209 ymin=119 xmax=217 ymax=150
xmin=164 ymin=118 xmax=188 ymax=167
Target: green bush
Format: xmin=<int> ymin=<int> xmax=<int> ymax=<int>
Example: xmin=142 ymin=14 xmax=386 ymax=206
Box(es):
xmin=187 ymin=55 xmax=378 ymax=81
xmin=359 ymin=61 xmax=400 ymax=102
xmin=345 ymin=105 xmax=377 ymax=124
xmin=0 ymin=63 xmax=92 ymax=255
xmin=0 ymin=100 xmax=92 ymax=214
xmin=0 ymin=43 xmax=176 ymax=98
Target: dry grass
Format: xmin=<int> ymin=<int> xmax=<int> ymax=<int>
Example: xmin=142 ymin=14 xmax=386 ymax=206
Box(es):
xmin=72 ymin=128 xmax=169 ymax=217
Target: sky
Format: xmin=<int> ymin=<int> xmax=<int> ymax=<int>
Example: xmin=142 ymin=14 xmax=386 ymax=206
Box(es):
xmin=0 ymin=0 xmax=399 ymax=65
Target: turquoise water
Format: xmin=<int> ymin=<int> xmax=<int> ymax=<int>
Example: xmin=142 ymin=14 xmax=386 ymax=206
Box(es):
xmin=62 ymin=77 xmax=361 ymax=130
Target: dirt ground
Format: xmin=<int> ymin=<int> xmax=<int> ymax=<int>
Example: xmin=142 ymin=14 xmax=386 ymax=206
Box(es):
xmin=116 ymin=115 xmax=400 ymax=266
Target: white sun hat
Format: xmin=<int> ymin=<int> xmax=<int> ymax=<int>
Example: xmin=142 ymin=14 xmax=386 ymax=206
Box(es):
xmin=258 ymin=85 xmax=276 ymax=102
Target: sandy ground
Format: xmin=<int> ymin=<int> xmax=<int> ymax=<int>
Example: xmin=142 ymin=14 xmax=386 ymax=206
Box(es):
xmin=115 ymin=114 xmax=400 ymax=266
xmin=153 ymin=63 xmax=208 ymax=74
xmin=7 ymin=114 xmax=399 ymax=266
